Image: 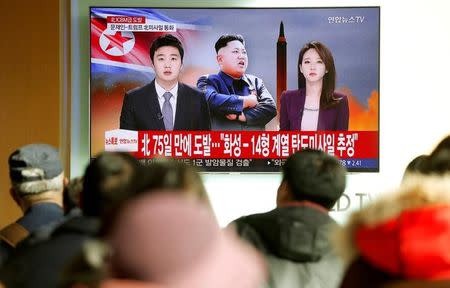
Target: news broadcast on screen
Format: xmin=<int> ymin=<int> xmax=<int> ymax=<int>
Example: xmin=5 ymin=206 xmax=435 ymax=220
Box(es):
xmin=90 ymin=7 xmax=379 ymax=172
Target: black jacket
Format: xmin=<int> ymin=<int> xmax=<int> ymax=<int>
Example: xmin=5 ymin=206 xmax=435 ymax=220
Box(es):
xmin=0 ymin=216 xmax=100 ymax=288
xmin=232 ymin=204 xmax=343 ymax=288
xmin=0 ymin=202 xmax=65 ymax=267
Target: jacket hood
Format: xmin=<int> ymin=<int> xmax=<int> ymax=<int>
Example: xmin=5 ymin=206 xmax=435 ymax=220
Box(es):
xmin=334 ymin=174 xmax=450 ymax=280
xmin=243 ymin=203 xmax=336 ymax=263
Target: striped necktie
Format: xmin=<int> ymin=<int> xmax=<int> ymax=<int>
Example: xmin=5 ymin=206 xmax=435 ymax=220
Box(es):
xmin=162 ymin=92 xmax=173 ymax=131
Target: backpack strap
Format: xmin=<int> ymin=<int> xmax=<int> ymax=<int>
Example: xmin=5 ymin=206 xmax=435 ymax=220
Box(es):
xmin=0 ymin=222 xmax=29 ymax=248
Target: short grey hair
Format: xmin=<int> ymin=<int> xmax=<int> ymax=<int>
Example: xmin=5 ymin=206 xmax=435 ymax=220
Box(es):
xmin=12 ymin=172 xmax=64 ymax=196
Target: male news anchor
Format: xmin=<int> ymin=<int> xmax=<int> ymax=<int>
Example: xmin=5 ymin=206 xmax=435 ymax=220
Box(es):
xmin=197 ymin=34 xmax=276 ymax=130
xmin=120 ymin=34 xmax=211 ymax=131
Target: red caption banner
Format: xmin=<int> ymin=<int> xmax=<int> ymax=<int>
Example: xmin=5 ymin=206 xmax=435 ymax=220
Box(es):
xmin=106 ymin=16 xmax=145 ymax=23
xmin=133 ymin=131 xmax=378 ymax=159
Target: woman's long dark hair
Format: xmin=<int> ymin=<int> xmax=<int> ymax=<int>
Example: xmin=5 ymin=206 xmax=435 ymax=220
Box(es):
xmin=298 ymin=41 xmax=338 ymax=109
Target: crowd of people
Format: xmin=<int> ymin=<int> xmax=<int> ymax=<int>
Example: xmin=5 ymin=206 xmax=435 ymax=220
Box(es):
xmin=0 ymin=134 xmax=448 ymax=287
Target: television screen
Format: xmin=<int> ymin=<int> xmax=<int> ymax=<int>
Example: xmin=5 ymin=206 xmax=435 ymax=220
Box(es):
xmin=90 ymin=6 xmax=379 ymax=172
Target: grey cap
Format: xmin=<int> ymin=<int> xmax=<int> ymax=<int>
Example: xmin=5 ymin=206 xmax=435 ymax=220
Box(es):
xmin=9 ymin=144 xmax=63 ymax=183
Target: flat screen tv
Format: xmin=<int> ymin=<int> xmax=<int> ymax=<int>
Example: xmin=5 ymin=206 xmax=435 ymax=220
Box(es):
xmin=90 ymin=6 xmax=379 ymax=172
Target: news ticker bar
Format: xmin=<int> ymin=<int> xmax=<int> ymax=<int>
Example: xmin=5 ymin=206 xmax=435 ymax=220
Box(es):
xmin=137 ymin=157 xmax=379 ymax=172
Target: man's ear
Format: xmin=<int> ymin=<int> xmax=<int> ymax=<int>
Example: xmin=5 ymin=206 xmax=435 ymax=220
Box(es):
xmin=63 ymin=177 xmax=69 ymax=186
xmin=216 ymin=54 xmax=223 ymax=65
xmin=9 ymin=188 xmax=21 ymax=207
xmin=276 ymin=180 xmax=291 ymax=206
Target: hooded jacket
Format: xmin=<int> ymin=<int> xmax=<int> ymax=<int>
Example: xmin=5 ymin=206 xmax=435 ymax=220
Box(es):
xmin=232 ymin=202 xmax=343 ymax=288
xmin=335 ymin=175 xmax=450 ymax=288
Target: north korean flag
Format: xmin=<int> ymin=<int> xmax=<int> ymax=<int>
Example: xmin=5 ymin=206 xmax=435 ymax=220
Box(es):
xmin=90 ymin=8 xmax=209 ymax=71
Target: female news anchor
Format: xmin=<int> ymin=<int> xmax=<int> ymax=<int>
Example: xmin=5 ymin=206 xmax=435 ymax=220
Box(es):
xmin=280 ymin=41 xmax=349 ymax=131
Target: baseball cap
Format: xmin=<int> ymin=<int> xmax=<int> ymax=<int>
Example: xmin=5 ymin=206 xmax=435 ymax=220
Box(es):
xmin=9 ymin=143 xmax=63 ymax=183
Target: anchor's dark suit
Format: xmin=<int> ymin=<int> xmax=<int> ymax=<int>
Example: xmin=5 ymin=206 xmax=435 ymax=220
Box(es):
xmin=120 ymin=80 xmax=211 ymax=131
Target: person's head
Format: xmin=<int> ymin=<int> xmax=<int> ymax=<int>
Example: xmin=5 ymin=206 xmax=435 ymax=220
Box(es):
xmin=215 ymin=34 xmax=247 ymax=78
xmin=107 ymin=193 xmax=266 ymax=287
xmin=8 ymin=143 xmax=66 ymax=211
xmin=402 ymin=135 xmax=450 ymax=183
xmin=401 ymin=154 xmax=428 ymax=183
xmin=139 ymin=158 xmax=211 ymax=208
xmin=81 ymin=152 xmax=143 ymax=218
xmin=149 ymin=34 xmax=184 ymax=88
xmin=425 ymin=135 xmax=450 ymax=175
xmin=277 ymin=149 xmax=346 ymax=209
xmin=63 ymin=176 xmax=84 ymax=214
xmin=298 ymin=41 xmax=337 ymax=108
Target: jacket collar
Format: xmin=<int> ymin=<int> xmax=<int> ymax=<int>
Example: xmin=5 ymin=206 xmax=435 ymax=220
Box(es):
xmin=279 ymin=200 xmax=328 ymax=214
xmin=218 ymin=71 xmax=251 ymax=88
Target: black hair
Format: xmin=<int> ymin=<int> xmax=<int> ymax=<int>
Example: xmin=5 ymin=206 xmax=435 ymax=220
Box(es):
xmin=282 ymin=149 xmax=346 ymax=209
xmin=100 ymin=158 xmax=211 ymax=236
xmin=63 ymin=176 xmax=83 ymax=214
xmin=149 ymin=34 xmax=184 ymax=63
xmin=298 ymin=41 xmax=338 ymax=109
xmin=81 ymin=152 xmax=143 ymax=217
xmin=138 ymin=158 xmax=209 ymax=204
xmin=214 ymin=34 xmax=245 ymax=54
xmin=424 ymin=135 xmax=450 ymax=174
xmin=402 ymin=154 xmax=428 ymax=181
